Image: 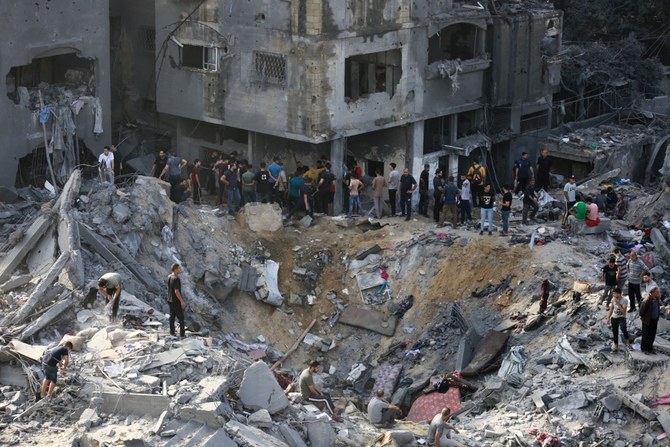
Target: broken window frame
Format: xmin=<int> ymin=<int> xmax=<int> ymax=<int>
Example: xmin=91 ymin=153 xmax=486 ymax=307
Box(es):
xmin=344 ymin=50 xmax=402 ymax=102
xmin=180 ymin=44 xmax=219 ymax=72
xmin=428 ymin=23 xmax=485 ymax=65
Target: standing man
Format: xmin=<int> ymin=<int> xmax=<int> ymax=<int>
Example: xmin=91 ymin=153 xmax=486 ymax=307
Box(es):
xmin=167 ymin=263 xmax=186 ymax=338
xmin=641 ymin=271 xmax=659 ymax=300
xmin=432 ymin=168 xmax=445 ymax=223
xmin=151 ymin=150 xmax=168 ymax=180
xmin=479 ymin=184 xmax=495 ymax=235
xmin=521 ymin=179 xmax=539 ymax=225
xmin=348 ymin=174 xmax=364 ymax=216
xmin=275 ymin=163 xmax=288 ymax=207
xmin=98 ymin=146 xmax=115 ymax=184
xmin=419 ymin=164 xmax=430 ymax=218
xmin=287 ymin=176 xmax=315 ymax=220
xmin=466 ymin=160 xmax=485 ymax=207
xmin=241 ymin=165 xmax=256 ymax=205
xmin=190 ymin=159 xmax=202 ymax=205
xmin=605 ymin=288 xmax=631 ymax=352
xmin=500 ymin=184 xmax=513 ymax=236
xmin=215 ymin=156 xmax=230 ymax=206
xmin=318 ymin=163 xmax=336 ymax=216
xmin=536 ymin=148 xmax=552 ymax=191
xmin=387 ymin=163 xmax=400 ymax=216
xmin=639 ymin=286 xmax=662 ymax=354
xmin=254 ymin=162 xmax=272 ymax=203
xmin=268 ymin=157 xmax=282 ymax=203
xmin=371 ymin=168 xmax=387 ymax=219
xmin=41 ymin=342 xmax=73 ymax=400
xmin=299 ymin=360 xmax=343 ymax=422
xmin=221 ymin=161 xmax=241 ymax=215
xmin=459 ymin=174 xmax=472 ymax=224
xmin=627 ymin=250 xmax=646 ymax=312
xmin=399 ymin=167 xmax=417 ymax=221
xmin=162 ymin=152 xmax=188 ymax=187
xmin=601 ymin=257 xmax=618 ymax=306
xmin=367 ymin=390 xmax=402 ymax=428
xmin=427 ymin=408 xmax=460 ymax=447
xmin=562 ymin=176 xmax=577 ymax=226
xmin=612 ymin=248 xmax=628 ymax=291
xmin=98 ymin=272 xmax=122 ymax=322
xmin=440 ymin=176 xmax=459 ymax=228
xmin=513 ymin=152 xmax=534 ymax=195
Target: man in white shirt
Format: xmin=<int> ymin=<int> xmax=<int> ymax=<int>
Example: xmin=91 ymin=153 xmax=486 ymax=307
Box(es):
xmin=98 ymin=146 xmax=115 ymax=183
xmin=562 ymin=175 xmax=577 ymax=226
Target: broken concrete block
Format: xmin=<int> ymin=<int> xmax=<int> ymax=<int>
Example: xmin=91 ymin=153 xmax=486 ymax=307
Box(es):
xmin=59 ymin=334 xmax=85 ymax=351
xmin=112 ymin=202 xmax=132 ymax=223
xmin=226 ymin=420 xmax=289 ymax=447
xmin=248 ymin=408 xmax=273 ymax=428
xmin=0 ymin=274 xmax=31 ymax=293
xmin=99 ymin=392 xmax=169 ymax=418
xmin=386 ymin=430 xmax=417 ymax=447
xmin=601 ymin=395 xmax=622 ymax=412
xmin=87 ymin=328 xmax=113 ymax=351
xmin=549 ymin=391 xmax=590 ymax=410
xmin=203 ymin=428 xmax=237 ymax=447
xmin=238 ymin=361 xmax=289 ymax=414
xmin=150 ymin=410 xmax=169 ymax=435
xmin=334 ymin=217 xmax=355 ymax=228
xmin=9 ymin=391 xmax=26 ymax=406
xmin=299 ymin=215 xmax=312 ymax=228
xmin=279 ymin=424 xmax=308 ymax=447
xmin=306 ymin=416 xmax=336 ymax=447
xmin=177 ymin=392 xmax=193 ymax=404
xmin=530 ymin=391 xmax=550 ymax=410
xmin=77 ymin=408 xmax=101 ymax=430
xmin=190 ymin=375 xmax=230 ymax=406
xmin=240 ymin=202 xmax=283 ymax=233
xmin=180 ymin=401 xmax=227 ymax=426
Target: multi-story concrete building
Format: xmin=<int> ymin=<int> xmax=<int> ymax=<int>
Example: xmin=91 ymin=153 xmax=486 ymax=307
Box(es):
xmin=0 ymin=0 xmax=112 ymax=189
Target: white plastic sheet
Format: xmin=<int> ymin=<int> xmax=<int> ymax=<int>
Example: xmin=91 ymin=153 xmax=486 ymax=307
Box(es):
xmin=498 ymin=345 xmax=526 ymax=378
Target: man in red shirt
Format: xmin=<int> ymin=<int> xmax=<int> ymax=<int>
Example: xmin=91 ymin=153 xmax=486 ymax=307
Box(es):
xmin=190 ymin=159 xmax=201 ymax=204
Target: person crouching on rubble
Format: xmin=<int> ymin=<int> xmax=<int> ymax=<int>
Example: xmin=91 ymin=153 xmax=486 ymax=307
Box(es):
xmin=428 ymin=407 xmax=460 ymax=447
xmin=41 ymin=341 xmax=73 ymax=400
xmin=367 ymin=390 xmax=402 ymax=428
xmin=299 ymin=360 xmax=343 ymax=422
xmin=605 ymin=288 xmax=631 ymax=352
xmin=98 ymin=272 xmax=122 ymax=322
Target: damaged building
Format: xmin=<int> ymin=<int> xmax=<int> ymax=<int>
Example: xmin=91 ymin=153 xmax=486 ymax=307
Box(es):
xmin=152 ymin=0 xmax=562 ymax=211
xmin=0 ymin=0 xmax=112 ymax=189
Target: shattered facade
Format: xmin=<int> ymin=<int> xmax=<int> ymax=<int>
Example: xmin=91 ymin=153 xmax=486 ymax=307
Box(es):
xmin=0 ymin=0 xmax=112 ymax=188
xmin=155 ymin=0 xmax=562 ymax=211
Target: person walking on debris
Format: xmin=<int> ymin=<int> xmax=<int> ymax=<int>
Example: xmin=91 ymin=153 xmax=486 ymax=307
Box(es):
xmin=562 ymin=175 xmax=577 ymax=226
xmin=432 ymin=168 xmax=445 ymax=223
xmin=167 ymin=263 xmax=187 ymax=338
xmin=440 ymin=176 xmax=459 ymax=228
xmin=299 ymin=360 xmax=343 ymax=422
xmin=367 ymin=390 xmax=402 ymax=428
xmin=626 ymin=250 xmax=646 ymax=312
xmin=521 ymin=179 xmax=539 ymax=225
xmin=98 ymin=272 xmax=122 ymax=321
xmin=536 ymin=148 xmax=552 ymax=191
xmin=98 ymin=146 xmax=115 ymax=184
xmin=601 ymin=257 xmax=618 ymax=306
xmin=612 ymin=248 xmax=627 ymax=291
xmin=427 ymin=407 xmax=460 ymax=447
xmin=500 ymin=184 xmax=513 ymax=236
xmin=513 ymin=151 xmax=534 ymax=195
xmin=466 ymin=160 xmax=485 ymax=207
xmin=639 ymin=286 xmax=662 ymax=354
xmin=419 ymin=163 xmax=430 ymax=218
xmin=41 ymin=342 xmax=73 ymax=400
xmin=387 ymin=163 xmax=400 ymax=216
xmin=162 ymin=151 xmax=188 ymax=187
xmin=479 ymin=184 xmax=495 ymax=236
xmin=605 ymin=288 xmax=631 ymax=352
xmin=400 ymin=167 xmax=417 ymax=221
xmin=458 ymin=174 xmax=472 ymax=223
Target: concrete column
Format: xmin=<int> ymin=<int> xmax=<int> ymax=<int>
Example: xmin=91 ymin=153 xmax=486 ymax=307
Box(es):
xmin=449 ymin=154 xmax=459 ymax=179
xmin=449 ymin=115 xmax=459 ymax=179
xmin=407 ymin=122 xmax=425 ymax=206
xmin=247 ymin=131 xmax=254 ymax=166
xmin=331 ymin=138 xmax=345 ymax=215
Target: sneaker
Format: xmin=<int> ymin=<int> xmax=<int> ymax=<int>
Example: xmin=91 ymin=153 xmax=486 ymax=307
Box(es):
xmin=479 ymin=230 xmax=483 ymax=235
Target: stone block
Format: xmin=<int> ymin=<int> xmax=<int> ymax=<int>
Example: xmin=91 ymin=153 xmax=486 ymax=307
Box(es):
xmin=299 ymin=215 xmax=312 ymax=228
xmin=112 ymin=202 xmax=131 ymax=223
xmin=601 ymin=395 xmax=622 ymax=412
xmin=240 ymin=202 xmax=283 ymax=232
xmin=238 ymin=361 xmax=289 ymax=414
xmin=305 ymin=416 xmax=336 ymax=447
xmin=226 ymin=420 xmax=289 ymax=447
xmin=387 ymin=430 xmax=417 ymax=447
xmin=248 ymin=408 xmax=273 ymax=428
xmin=78 ymin=408 xmax=101 ymax=430
xmin=548 ymin=391 xmax=589 ymax=410
xmin=180 ymin=401 xmax=227 ymax=426
xmin=203 ymin=429 xmax=237 ymax=447
xmin=99 ymin=392 xmax=169 ymax=417
xmin=279 ymin=424 xmax=308 ymax=447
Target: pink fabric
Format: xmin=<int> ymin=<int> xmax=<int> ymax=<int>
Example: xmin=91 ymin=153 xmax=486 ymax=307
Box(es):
xmin=406 ymin=388 xmax=461 ymax=423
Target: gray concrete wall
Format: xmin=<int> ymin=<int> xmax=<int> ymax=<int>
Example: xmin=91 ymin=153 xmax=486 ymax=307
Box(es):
xmin=0 ymin=0 xmax=111 ymax=187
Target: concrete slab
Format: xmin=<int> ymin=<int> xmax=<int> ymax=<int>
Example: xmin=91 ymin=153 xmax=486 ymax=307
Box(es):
xmin=339 ymin=306 xmax=398 ymax=336
xmin=0 ymin=274 xmax=32 ymax=293
xmin=279 ymin=424 xmax=308 ymax=447
xmin=26 ymin=230 xmax=56 ymax=277
xmin=190 ymin=375 xmax=230 ymax=406
xmin=7 ymin=340 xmax=48 ymax=362
xmin=182 ymin=424 xmax=217 ymax=447
xmin=226 ymin=420 xmax=289 ymax=447
xmin=0 ymin=364 xmax=27 ymax=387
xmin=180 ymin=401 xmax=227 ymax=426
xmin=99 ymin=392 xmax=169 ymax=417
xmin=658 ymin=412 xmax=670 ymax=437
xmin=0 ymin=214 xmax=52 ymax=284
xmin=611 ymin=387 xmax=657 ymax=420
xmin=248 ymin=408 xmax=273 ymax=428
xmin=305 ymin=416 xmax=336 ymax=447
xmin=456 ymin=327 xmax=482 ymax=372
xmin=238 ymin=361 xmax=289 ymax=414
xmin=163 ymin=420 xmax=202 ymax=447
xmin=140 ymin=347 xmax=188 ymax=371
xmin=202 ymin=428 xmax=237 ymax=447
xmin=627 ymin=349 xmax=670 ymax=367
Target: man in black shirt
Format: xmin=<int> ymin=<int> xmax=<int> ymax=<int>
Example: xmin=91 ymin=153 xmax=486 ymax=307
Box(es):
xmin=152 ymin=150 xmax=168 ymax=179
xmin=222 ymin=161 xmax=241 ymax=214
xmin=522 ymin=179 xmax=539 ymax=225
xmin=167 ymin=263 xmax=187 ymax=337
xmin=418 ymin=164 xmax=430 ymax=218
xmin=41 ymin=342 xmax=73 ymax=399
xmin=399 ymin=168 xmax=417 ymax=221
xmin=317 ymin=163 xmax=336 ymax=216
xmin=601 ymin=257 xmax=619 ymax=306
xmin=536 ymin=149 xmax=552 ymax=191
xmin=254 ymin=162 xmax=272 ymax=203
xmin=501 ymin=184 xmax=513 ymax=235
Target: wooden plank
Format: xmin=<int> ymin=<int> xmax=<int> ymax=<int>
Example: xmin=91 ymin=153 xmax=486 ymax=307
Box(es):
xmin=271 ymin=319 xmax=317 ymax=370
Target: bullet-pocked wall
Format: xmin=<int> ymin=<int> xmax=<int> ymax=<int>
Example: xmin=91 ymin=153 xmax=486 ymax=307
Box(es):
xmin=0 ymin=0 xmax=112 ymax=187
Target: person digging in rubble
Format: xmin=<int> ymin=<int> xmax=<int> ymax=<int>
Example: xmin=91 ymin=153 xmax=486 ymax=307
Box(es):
xmin=367 ymin=389 xmax=402 ymax=428
xmin=41 ymin=341 xmax=73 ymax=400
xmin=427 ymin=407 xmax=460 ymax=447
xmin=640 ymin=286 xmax=662 ymax=354
xmin=167 ymin=263 xmax=187 ymax=338
xmin=605 ymin=288 xmax=631 ymax=352
xmin=98 ymin=272 xmax=122 ymax=322
xmin=299 ymin=360 xmax=343 ymax=422
xmin=521 ymin=179 xmax=539 ymax=225
xmin=286 ymin=175 xmax=315 ymax=220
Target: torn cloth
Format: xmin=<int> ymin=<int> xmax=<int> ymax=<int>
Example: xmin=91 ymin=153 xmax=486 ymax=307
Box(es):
xmin=652 ymin=393 xmax=670 ymax=406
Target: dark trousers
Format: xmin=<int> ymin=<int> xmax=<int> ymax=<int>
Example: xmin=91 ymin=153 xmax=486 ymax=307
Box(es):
xmin=611 ymin=317 xmax=630 ymax=345
xmin=522 ymin=202 xmax=538 ymax=224
xmin=307 ymin=392 xmax=337 ymax=415
xmin=218 ymin=181 xmax=226 ymax=205
xmin=418 ymin=190 xmax=429 ymax=216
xmin=641 ymin=319 xmax=658 ymax=352
xmin=537 ymin=172 xmax=550 ymax=191
xmin=319 ymin=191 xmax=330 ymax=215
xmin=471 ymin=185 xmax=482 ymax=206
xmin=433 ymin=194 xmax=442 ymax=222
xmin=192 ymin=185 xmax=201 ymax=205
xmin=515 ymin=177 xmax=530 ymax=195
xmin=388 ymin=189 xmax=397 ymax=216
xmin=106 ymin=287 xmax=121 ymax=320
xmin=287 ymin=197 xmax=313 ymax=219
xmin=169 ymin=300 xmax=185 ymax=337
xmin=628 ymin=283 xmax=642 ymax=310
xmin=401 ymin=191 xmax=412 ymax=219
xmin=460 ymin=200 xmax=472 ymax=223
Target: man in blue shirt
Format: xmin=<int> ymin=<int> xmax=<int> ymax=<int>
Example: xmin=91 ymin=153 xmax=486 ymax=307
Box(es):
xmin=399 ymin=168 xmax=417 ymax=221
xmin=439 ymin=176 xmax=460 ymax=227
xmin=268 ymin=157 xmax=281 ymax=202
xmin=514 ymin=152 xmax=534 ymax=195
